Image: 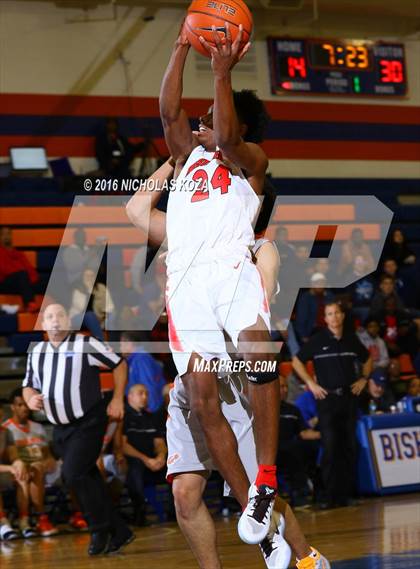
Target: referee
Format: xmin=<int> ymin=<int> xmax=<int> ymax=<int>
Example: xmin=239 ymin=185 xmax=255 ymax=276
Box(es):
xmin=292 ymin=301 xmax=372 ymax=509
xmin=22 ymin=303 xmax=133 ymax=555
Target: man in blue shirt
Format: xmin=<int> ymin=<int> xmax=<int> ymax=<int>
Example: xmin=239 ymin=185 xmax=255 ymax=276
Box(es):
xmin=295 ymin=389 xmax=319 ymax=430
xmin=120 ymin=331 xmax=167 ymax=413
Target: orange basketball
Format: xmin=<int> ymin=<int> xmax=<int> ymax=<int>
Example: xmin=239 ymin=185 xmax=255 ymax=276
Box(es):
xmin=185 ymin=0 xmax=253 ymax=58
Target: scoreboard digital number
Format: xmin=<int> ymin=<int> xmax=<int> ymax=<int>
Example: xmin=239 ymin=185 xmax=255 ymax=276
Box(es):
xmin=267 ymin=38 xmax=407 ymax=97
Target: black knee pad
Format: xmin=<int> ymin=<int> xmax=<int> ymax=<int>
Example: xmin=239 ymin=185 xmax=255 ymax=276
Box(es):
xmin=247 ymin=370 xmax=278 ymax=385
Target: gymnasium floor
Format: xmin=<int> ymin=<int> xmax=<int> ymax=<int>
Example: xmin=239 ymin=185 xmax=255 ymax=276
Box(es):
xmin=0 ymin=494 xmax=419 ymax=568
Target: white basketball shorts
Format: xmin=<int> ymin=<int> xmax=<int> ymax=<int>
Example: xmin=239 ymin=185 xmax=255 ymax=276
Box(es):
xmin=166 ymin=258 xmax=271 ymax=377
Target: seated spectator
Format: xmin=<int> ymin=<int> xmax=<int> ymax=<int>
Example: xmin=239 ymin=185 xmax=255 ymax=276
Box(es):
xmin=276 ymin=226 xmax=305 ymax=318
xmin=295 ymin=273 xmax=334 ymax=342
xmin=345 ymin=256 xmax=375 ymax=324
xmin=62 ymin=227 xmax=91 ymax=287
xmin=404 ymin=376 xmax=420 ymax=399
xmin=95 ymin=117 xmax=147 ymax=178
xmin=387 ymin=358 xmax=406 ymax=400
xmin=0 ymin=426 xmax=27 ymax=540
xmin=384 ymin=228 xmax=416 ymax=267
xmin=120 ymin=331 xmax=167 ymax=413
xmin=358 ymin=369 xmax=396 ymax=414
xmin=294 ymin=389 xmax=318 ymax=430
xmin=381 ymin=258 xmax=417 ymax=308
xmin=338 ymin=228 xmax=375 ymax=277
xmin=122 ymin=385 xmax=167 ymax=526
xmin=277 ymin=225 xmax=298 ymax=268
xmin=373 ymin=297 xmax=418 ymax=358
xmin=0 ymin=226 xmax=38 ymax=310
xmin=370 ymin=275 xmax=406 ymax=316
xmin=277 ymin=375 xmax=320 ymax=507
xmin=69 ymin=267 xmax=115 ymax=341
xmin=296 ymin=245 xmax=310 ymax=263
xmin=124 ymin=252 xmax=167 ymax=330
xmin=295 ymin=245 xmax=312 ymax=285
xmin=357 ymin=318 xmax=390 ymax=371
xmin=3 ymin=389 xmax=58 ymax=537
xmin=314 ymin=258 xmax=333 ymax=281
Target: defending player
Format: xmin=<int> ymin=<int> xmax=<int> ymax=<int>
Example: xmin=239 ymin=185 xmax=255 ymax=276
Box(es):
xmin=126 ymin=162 xmax=331 ymax=569
xmin=158 ymin=22 xmax=280 ymax=544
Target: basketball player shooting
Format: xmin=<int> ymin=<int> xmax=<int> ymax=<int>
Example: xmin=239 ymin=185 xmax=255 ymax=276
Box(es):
xmin=159 ymin=22 xmax=280 ymax=544
xmin=127 ymin=161 xmax=331 ymax=569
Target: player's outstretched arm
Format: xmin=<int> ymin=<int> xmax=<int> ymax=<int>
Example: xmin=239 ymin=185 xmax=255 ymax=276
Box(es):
xmin=160 ymin=25 xmax=196 ymax=161
xmin=200 ymin=24 xmax=267 ymax=192
xmin=126 ymin=158 xmax=173 ymax=247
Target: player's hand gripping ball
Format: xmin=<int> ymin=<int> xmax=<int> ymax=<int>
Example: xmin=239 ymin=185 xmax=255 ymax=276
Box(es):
xmin=185 ymin=0 xmax=253 ymax=58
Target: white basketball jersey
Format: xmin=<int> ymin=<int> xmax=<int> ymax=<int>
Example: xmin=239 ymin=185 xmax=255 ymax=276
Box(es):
xmin=166 ymin=146 xmax=260 ymax=274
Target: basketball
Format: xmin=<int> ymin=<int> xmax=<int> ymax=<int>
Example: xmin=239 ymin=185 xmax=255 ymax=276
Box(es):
xmin=185 ymin=0 xmax=253 ymax=58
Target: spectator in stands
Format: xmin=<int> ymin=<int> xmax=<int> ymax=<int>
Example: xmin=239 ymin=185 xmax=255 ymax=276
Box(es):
xmin=315 ymin=258 xmax=333 ymax=281
xmin=295 ymin=273 xmax=334 ymax=343
xmin=0 ymin=426 xmax=28 ymax=540
xmin=95 ymin=117 xmax=146 ymax=178
xmin=296 ymin=245 xmax=309 ymax=263
xmin=123 ymin=251 xmax=166 ymax=331
xmin=294 ymin=389 xmax=319 ymax=430
xmin=384 ymin=228 xmax=416 ymax=266
xmin=0 ymin=226 xmax=38 ymax=311
xmin=4 ymin=388 xmax=58 ymax=537
xmin=295 ymin=245 xmax=312 ymax=285
xmin=345 ymin=256 xmax=375 ymax=324
xmin=405 ymin=376 xmax=420 ymax=398
xmin=277 ymin=226 xmax=296 ymax=261
xmin=370 ymin=275 xmax=406 ymax=315
xmin=357 ymin=318 xmax=390 ymax=371
xmin=381 ymin=257 xmax=417 ymax=308
xmin=387 ymin=358 xmax=406 ymax=400
xmin=277 ymin=375 xmax=320 ymax=507
xmin=122 ymin=384 xmax=167 ymax=526
xmin=373 ymin=297 xmax=418 ymax=358
xmin=338 ymin=228 xmax=374 ymax=277
xmin=358 ymin=369 xmax=395 ymax=414
xmin=120 ymin=331 xmax=167 ymax=413
xmin=268 ymin=227 xmax=302 ymax=331
xmin=69 ymin=267 xmax=115 ymax=341
xmin=62 ymin=227 xmax=91 ymax=286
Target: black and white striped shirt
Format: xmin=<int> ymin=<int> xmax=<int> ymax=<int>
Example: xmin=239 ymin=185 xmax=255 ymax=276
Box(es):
xmin=23 ymin=333 xmax=122 ymax=425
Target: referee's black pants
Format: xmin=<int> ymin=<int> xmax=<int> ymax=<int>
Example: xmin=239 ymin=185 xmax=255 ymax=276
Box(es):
xmin=53 ymin=399 xmax=126 ymax=533
xmin=317 ymin=392 xmax=358 ymax=504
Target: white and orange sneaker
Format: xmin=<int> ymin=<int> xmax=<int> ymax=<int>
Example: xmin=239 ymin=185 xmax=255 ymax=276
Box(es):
xmin=296 ymin=547 xmax=331 ymax=569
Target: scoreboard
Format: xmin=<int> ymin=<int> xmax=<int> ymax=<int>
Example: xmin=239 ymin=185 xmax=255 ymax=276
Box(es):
xmin=267 ymin=38 xmax=407 ymax=97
